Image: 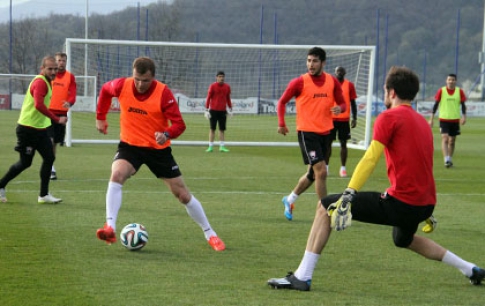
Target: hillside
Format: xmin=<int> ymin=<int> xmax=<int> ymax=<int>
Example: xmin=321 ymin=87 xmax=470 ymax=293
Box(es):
xmin=0 ymin=0 xmax=483 ymax=99
xmin=170 ymin=0 xmax=484 ymax=99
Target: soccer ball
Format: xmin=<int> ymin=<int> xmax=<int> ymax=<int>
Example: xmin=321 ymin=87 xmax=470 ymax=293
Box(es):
xmin=120 ymin=223 xmax=148 ymax=251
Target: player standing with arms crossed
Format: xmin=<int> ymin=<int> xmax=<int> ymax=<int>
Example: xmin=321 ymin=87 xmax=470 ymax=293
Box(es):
xmin=48 ymin=52 xmax=77 ymax=180
xmin=278 ymin=47 xmax=346 ymax=221
xmin=205 ymin=71 xmax=233 ymax=153
xmin=95 ymin=57 xmax=225 ymax=251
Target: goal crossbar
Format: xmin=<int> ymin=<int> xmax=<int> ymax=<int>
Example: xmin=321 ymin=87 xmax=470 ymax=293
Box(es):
xmin=65 ymin=38 xmax=376 ymax=149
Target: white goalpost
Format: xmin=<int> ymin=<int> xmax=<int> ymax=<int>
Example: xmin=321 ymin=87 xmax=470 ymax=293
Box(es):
xmin=0 ymin=73 xmax=96 ymax=112
xmin=64 ymin=38 xmax=376 ymax=149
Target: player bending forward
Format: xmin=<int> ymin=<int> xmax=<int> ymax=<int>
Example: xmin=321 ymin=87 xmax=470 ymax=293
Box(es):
xmin=267 ymin=66 xmax=484 ymax=291
xmin=95 ymin=57 xmax=225 ymax=252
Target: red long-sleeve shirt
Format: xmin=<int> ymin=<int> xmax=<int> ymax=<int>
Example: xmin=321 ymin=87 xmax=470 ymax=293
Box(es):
xmin=205 ymin=82 xmax=232 ymax=111
xmin=96 ymin=77 xmax=186 ymax=139
xmin=29 ymin=78 xmax=61 ymax=123
xmin=277 ymin=73 xmax=346 ymax=128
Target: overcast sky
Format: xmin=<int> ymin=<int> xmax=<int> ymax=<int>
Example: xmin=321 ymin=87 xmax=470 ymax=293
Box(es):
xmin=0 ymin=0 xmax=168 ymax=22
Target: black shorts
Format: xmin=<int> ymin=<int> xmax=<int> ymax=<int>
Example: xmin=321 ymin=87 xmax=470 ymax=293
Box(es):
xmin=330 ymin=121 xmax=351 ymax=142
xmin=297 ymin=131 xmax=331 ymax=165
xmin=48 ymin=116 xmax=67 ymax=145
xmin=114 ymin=142 xmax=182 ymax=179
xmin=209 ymin=110 xmax=227 ymax=131
xmin=15 ymin=124 xmax=54 ymax=160
xmin=321 ymin=191 xmax=434 ymax=248
xmin=439 ymin=121 xmax=461 ymax=137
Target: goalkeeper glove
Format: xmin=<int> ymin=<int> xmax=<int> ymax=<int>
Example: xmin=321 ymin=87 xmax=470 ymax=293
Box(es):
xmin=204 ymin=110 xmax=211 ymax=120
xmin=422 ymin=215 xmax=437 ymax=233
xmin=327 ymin=188 xmax=356 ymax=231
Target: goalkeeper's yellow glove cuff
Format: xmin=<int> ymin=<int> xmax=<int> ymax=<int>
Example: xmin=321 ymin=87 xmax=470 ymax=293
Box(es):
xmin=422 ymin=215 xmax=437 ymax=233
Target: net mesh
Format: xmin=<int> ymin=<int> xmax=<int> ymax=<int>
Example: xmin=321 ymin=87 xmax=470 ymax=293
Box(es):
xmin=4 ymin=40 xmax=375 ymax=148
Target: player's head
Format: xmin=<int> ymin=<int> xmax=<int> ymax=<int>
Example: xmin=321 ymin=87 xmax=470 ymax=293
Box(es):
xmin=446 ymin=73 xmax=457 ymax=89
xmin=216 ymin=71 xmax=225 ymax=83
xmin=335 ymin=66 xmax=346 ymax=81
xmin=55 ymin=52 xmax=67 ymax=73
xmin=306 ymin=47 xmax=326 ymax=76
xmin=308 ymin=47 xmax=326 ymax=62
xmin=41 ymin=56 xmax=58 ymax=82
xmin=133 ymin=57 xmax=156 ymax=76
xmin=384 ymin=66 xmax=419 ymax=108
xmin=132 ymin=57 xmax=156 ymax=94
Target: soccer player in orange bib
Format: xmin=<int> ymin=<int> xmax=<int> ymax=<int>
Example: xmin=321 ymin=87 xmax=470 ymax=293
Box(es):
xmin=326 ymin=66 xmax=357 ymax=178
xmin=48 ymin=52 xmax=77 ymax=180
xmin=277 ymin=47 xmax=346 ymax=221
xmin=95 ymin=57 xmax=225 ymax=251
xmin=268 ymin=66 xmax=484 ymax=291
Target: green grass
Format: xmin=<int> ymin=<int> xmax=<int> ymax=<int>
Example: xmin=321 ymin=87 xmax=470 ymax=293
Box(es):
xmin=68 ymin=111 xmax=299 ymax=143
xmin=0 ymin=110 xmax=484 ymax=306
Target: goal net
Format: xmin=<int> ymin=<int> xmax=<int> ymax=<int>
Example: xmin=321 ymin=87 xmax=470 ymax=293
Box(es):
xmin=0 ymin=73 xmax=96 ymax=112
xmin=64 ymin=39 xmax=375 ymax=149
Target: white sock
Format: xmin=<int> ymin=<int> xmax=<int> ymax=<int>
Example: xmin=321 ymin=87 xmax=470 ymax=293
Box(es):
xmin=185 ymin=195 xmax=216 ymax=240
xmin=445 ymin=156 xmax=451 ymax=163
xmin=294 ymin=251 xmax=320 ymax=281
xmin=442 ymin=251 xmax=476 ymax=277
xmin=287 ymin=192 xmax=299 ymax=205
xmin=106 ymin=181 xmax=123 ymax=231
xmin=52 ymin=165 xmax=56 ymax=172
xmin=340 ymin=166 xmax=346 ymax=171
xmin=209 ymin=142 xmax=214 ymax=147
xmin=220 ymin=141 xmax=225 ymax=147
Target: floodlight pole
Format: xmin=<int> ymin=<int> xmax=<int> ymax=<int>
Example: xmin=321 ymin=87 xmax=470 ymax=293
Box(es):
xmin=481 ymin=0 xmax=485 ymax=100
xmin=85 ymin=0 xmax=89 ymax=83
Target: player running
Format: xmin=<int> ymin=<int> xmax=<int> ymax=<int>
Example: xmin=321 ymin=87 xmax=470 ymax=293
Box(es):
xmin=278 ymin=47 xmax=346 ymax=221
xmin=95 ymin=57 xmax=225 ymax=252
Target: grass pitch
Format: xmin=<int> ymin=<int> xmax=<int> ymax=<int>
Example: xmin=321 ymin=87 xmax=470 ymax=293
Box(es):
xmin=0 ymin=110 xmax=484 ymax=306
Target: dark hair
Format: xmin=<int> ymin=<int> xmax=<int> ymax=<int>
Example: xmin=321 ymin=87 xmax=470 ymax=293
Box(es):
xmin=335 ymin=66 xmax=346 ymax=74
xmin=55 ymin=52 xmax=67 ymax=59
xmin=307 ymin=47 xmax=326 ymax=62
xmin=448 ymin=73 xmax=457 ymax=79
xmin=216 ymin=71 xmax=225 ymax=76
xmin=385 ymin=66 xmax=419 ymax=101
xmin=133 ymin=57 xmax=156 ymax=76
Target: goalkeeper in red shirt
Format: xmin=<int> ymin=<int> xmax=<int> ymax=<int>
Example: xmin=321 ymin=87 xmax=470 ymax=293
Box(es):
xmin=268 ymin=66 xmax=485 ymax=291
xmin=204 ymin=71 xmax=232 ymax=152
